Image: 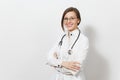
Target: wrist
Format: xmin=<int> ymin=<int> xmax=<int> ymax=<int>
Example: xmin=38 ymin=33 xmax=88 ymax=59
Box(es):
xmin=61 ymin=61 xmax=66 ymax=67
xmin=58 ymin=60 xmax=63 ymax=68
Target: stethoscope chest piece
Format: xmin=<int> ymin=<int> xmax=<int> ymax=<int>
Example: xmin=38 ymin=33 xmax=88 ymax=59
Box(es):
xmin=68 ymin=50 xmax=72 ymax=55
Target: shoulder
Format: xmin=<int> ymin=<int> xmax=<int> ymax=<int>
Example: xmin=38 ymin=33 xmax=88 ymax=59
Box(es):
xmin=77 ymin=33 xmax=89 ymax=49
xmin=53 ymin=33 xmax=66 ymax=46
xmin=80 ymin=33 xmax=89 ymax=43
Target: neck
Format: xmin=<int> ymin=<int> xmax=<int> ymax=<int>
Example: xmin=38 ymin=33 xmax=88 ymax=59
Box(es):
xmin=68 ymin=27 xmax=78 ymax=32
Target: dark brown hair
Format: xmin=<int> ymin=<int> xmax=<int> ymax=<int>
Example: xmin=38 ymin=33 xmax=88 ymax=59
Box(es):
xmin=61 ymin=7 xmax=81 ymax=31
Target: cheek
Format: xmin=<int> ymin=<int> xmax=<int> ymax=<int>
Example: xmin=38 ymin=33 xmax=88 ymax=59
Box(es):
xmin=74 ymin=21 xmax=79 ymax=25
xmin=63 ymin=22 xmax=67 ymax=26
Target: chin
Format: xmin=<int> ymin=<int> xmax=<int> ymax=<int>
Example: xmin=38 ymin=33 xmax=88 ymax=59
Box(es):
xmin=67 ymin=27 xmax=74 ymax=31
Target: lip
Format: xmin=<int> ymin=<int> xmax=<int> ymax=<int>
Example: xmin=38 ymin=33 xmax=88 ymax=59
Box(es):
xmin=66 ymin=24 xmax=73 ymax=28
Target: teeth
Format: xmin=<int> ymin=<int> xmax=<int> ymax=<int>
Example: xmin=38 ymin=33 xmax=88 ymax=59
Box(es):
xmin=65 ymin=23 xmax=73 ymax=27
xmin=67 ymin=24 xmax=72 ymax=26
xmin=68 ymin=24 xmax=72 ymax=27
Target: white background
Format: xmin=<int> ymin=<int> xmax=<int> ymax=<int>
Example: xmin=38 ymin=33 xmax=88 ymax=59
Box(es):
xmin=0 ymin=0 xmax=120 ymax=80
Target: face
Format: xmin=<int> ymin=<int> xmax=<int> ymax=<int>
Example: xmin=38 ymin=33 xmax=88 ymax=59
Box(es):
xmin=63 ymin=11 xmax=80 ymax=32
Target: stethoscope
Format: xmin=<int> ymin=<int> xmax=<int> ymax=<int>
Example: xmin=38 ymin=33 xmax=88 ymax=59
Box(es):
xmin=58 ymin=29 xmax=80 ymax=55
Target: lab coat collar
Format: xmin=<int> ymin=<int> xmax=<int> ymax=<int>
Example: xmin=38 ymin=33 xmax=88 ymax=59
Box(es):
xmin=69 ymin=28 xmax=80 ymax=37
xmin=64 ymin=28 xmax=80 ymax=37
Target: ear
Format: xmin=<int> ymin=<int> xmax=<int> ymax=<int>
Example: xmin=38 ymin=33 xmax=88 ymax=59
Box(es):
xmin=78 ymin=20 xmax=80 ymax=24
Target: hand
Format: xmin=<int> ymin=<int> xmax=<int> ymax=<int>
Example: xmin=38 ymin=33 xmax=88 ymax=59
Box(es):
xmin=61 ymin=61 xmax=80 ymax=71
xmin=53 ymin=52 xmax=58 ymax=59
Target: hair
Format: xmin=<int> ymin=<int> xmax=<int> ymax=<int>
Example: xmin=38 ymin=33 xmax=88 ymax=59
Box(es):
xmin=61 ymin=7 xmax=81 ymax=31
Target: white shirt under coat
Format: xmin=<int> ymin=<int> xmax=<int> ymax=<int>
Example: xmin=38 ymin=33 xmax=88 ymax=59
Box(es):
xmin=47 ymin=28 xmax=89 ymax=80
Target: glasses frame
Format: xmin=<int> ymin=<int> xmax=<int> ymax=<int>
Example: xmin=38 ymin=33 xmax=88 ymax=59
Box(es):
xmin=63 ymin=17 xmax=78 ymax=22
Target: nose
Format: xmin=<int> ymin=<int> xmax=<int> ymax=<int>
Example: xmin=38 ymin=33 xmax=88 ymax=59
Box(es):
xmin=67 ymin=19 xmax=72 ymax=23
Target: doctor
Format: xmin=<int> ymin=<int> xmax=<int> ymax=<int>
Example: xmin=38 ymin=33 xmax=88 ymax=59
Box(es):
xmin=47 ymin=7 xmax=89 ymax=80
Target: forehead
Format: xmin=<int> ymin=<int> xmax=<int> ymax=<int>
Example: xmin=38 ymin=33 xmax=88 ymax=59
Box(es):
xmin=64 ymin=11 xmax=77 ymax=17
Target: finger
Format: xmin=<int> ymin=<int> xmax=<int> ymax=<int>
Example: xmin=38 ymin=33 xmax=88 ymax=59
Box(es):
xmin=73 ymin=63 xmax=80 ymax=68
xmin=73 ymin=61 xmax=80 ymax=64
xmin=72 ymin=65 xmax=80 ymax=70
xmin=69 ymin=63 xmax=79 ymax=69
xmin=68 ymin=62 xmax=80 ymax=69
xmin=70 ymin=66 xmax=77 ymax=71
xmin=70 ymin=65 xmax=80 ymax=71
xmin=70 ymin=66 xmax=80 ymax=71
xmin=53 ymin=53 xmax=58 ymax=59
xmin=71 ymin=62 xmax=80 ymax=68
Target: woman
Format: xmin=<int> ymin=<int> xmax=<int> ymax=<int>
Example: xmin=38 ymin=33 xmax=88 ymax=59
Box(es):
xmin=47 ymin=7 xmax=89 ymax=80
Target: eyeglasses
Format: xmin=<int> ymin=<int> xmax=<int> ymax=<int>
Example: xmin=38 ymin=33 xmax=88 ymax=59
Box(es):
xmin=63 ymin=17 xmax=77 ymax=22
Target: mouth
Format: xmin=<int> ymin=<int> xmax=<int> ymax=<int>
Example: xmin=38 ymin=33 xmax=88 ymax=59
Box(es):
xmin=66 ymin=24 xmax=73 ymax=28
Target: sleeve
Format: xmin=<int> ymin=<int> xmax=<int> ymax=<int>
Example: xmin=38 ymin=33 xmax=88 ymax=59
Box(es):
xmin=55 ymin=36 xmax=89 ymax=76
xmin=46 ymin=41 xmax=63 ymax=67
xmin=72 ymin=36 xmax=89 ymax=75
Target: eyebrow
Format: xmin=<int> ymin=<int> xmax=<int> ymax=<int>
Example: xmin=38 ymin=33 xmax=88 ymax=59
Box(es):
xmin=64 ymin=16 xmax=77 ymax=18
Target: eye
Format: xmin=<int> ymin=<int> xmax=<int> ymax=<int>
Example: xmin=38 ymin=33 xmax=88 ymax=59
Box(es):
xmin=71 ymin=17 xmax=75 ymax=20
xmin=64 ymin=18 xmax=68 ymax=20
xmin=63 ymin=17 xmax=77 ymax=21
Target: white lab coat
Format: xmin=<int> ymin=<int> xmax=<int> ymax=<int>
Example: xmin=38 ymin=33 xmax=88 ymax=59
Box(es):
xmin=47 ymin=28 xmax=89 ymax=80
